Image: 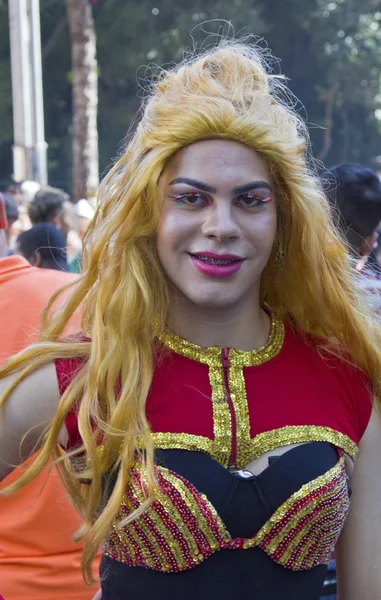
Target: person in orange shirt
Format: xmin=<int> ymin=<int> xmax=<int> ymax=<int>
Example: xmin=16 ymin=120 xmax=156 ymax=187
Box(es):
xmin=0 ymin=194 xmax=100 ymax=599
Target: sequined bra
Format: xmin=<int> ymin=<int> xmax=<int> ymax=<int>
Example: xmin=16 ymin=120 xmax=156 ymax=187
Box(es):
xmin=103 ymin=445 xmax=349 ymax=572
xmin=57 ymin=316 xmax=372 ymax=577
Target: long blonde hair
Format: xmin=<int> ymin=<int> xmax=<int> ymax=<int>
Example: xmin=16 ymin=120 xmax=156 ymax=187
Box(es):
xmin=1 ymin=41 xmax=381 ymax=583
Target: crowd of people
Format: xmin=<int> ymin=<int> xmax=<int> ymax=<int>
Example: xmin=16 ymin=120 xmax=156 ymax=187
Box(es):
xmin=1 ymin=42 xmax=381 ymax=600
xmin=2 ymin=183 xmax=94 ymax=273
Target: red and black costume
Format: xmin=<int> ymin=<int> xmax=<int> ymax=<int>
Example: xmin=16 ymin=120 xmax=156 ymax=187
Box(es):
xmin=56 ymin=316 xmax=372 ymax=600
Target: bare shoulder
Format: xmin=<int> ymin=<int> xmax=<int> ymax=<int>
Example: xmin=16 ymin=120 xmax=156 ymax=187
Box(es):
xmin=0 ymin=363 xmax=64 ymax=480
xmin=336 ymin=407 xmax=381 ymax=599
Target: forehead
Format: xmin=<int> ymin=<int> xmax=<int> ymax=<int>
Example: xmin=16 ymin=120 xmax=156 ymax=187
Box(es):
xmin=162 ymin=139 xmax=271 ymax=185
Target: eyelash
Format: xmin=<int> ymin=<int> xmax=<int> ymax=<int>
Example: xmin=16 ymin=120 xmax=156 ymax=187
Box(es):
xmin=168 ymin=192 xmax=272 ymax=208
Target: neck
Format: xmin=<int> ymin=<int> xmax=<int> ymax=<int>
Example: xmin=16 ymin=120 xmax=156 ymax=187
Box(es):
xmin=167 ymin=297 xmax=271 ymax=351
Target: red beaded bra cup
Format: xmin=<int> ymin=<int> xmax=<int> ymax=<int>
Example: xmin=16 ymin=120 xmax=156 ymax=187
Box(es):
xmin=103 ymin=451 xmax=349 ymax=572
xmin=58 ymin=316 xmax=372 ymax=575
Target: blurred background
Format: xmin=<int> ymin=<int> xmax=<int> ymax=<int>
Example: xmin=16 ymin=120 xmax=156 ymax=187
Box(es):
xmin=1 ymin=0 xmax=381 ymax=199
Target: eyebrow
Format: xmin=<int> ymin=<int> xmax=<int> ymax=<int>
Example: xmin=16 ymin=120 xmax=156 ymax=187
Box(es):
xmin=168 ymin=177 xmax=272 ymax=195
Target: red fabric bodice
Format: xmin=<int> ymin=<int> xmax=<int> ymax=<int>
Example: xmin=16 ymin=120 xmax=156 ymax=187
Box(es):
xmin=55 ymin=319 xmax=373 ymax=574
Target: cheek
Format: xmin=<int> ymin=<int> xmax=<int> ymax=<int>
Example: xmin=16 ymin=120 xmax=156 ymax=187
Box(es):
xmin=245 ymin=210 xmax=277 ymax=248
xmin=156 ymin=212 xmax=183 ymax=263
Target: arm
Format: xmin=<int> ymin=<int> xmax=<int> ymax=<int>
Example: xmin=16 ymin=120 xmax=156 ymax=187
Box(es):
xmin=336 ymin=407 xmax=381 ymax=600
xmin=0 ymin=363 xmax=66 ymax=481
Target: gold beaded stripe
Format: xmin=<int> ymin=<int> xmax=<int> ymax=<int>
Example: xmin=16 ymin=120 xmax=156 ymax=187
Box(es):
xmin=292 ymin=537 xmax=316 ymax=571
xmin=163 ymin=469 xmax=230 ymax=550
xmin=125 ymin=478 xmax=176 ymax=572
xmin=104 ymin=463 xmax=231 ymax=571
xmin=104 ymin=486 xmax=165 ymax=570
xmin=241 ymin=455 xmax=349 ymax=571
xmin=247 ymin=426 xmax=359 ymax=462
xmin=129 ymin=467 xmax=188 ymax=571
xmin=248 ymin=455 xmax=345 ymax=544
xmin=104 ymin=454 xmax=349 ymax=572
xmin=263 ymin=482 xmax=344 ymax=556
xmin=270 ymin=497 xmax=347 ymax=568
xmin=156 ymin=314 xmax=285 ymax=468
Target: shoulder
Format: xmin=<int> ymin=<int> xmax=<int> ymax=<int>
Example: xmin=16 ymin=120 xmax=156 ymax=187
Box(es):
xmin=0 ymin=363 xmax=61 ymax=479
xmin=283 ymin=325 xmax=373 ymax=443
xmin=28 ymin=268 xmax=78 ymax=287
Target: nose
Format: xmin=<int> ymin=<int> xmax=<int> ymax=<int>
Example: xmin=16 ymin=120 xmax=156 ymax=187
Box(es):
xmin=201 ymin=202 xmax=240 ymax=242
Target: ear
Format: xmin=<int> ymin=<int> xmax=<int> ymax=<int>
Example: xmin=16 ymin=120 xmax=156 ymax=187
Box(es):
xmin=30 ymin=250 xmax=42 ymax=267
xmin=0 ymin=193 xmax=8 ymax=230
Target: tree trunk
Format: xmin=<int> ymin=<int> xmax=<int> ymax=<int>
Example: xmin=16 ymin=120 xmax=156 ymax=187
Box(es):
xmin=65 ymin=0 xmax=99 ymax=202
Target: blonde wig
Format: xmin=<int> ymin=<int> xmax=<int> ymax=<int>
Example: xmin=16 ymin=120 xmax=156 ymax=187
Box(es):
xmin=1 ymin=41 xmax=381 ymax=583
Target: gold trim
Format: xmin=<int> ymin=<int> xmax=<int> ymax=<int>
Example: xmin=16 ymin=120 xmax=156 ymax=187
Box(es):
xmin=157 ymin=314 xmax=285 ymax=467
xmin=151 ymin=432 xmax=217 ymax=454
xmin=247 ymin=425 xmax=359 ymax=462
xmin=157 ymin=314 xmax=285 ymax=367
xmin=150 ymin=425 xmax=358 ymax=467
xmin=227 ymin=364 xmax=251 ymax=466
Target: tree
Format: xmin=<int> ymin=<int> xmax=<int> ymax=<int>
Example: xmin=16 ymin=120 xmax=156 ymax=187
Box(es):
xmin=65 ymin=0 xmax=99 ymax=201
xmin=2 ymin=0 xmax=381 ymax=190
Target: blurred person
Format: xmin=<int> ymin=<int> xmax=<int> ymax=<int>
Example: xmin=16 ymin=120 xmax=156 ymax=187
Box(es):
xmin=68 ymin=199 xmax=95 ymax=273
xmin=0 ymin=194 xmax=100 ymax=599
xmin=7 ymin=180 xmax=41 ymax=237
xmin=28 ymin=186 xmax=83 ymax=261
xmin=17 ymin=223 xmax=68 ymax=271
xmin=324 ymin=163 xmax=381 ymax=313
xmin=2 ymin=192 xmax=19 ymax=253
xmin=28 ymin=185 xmax=74 ymax=239
xmin=75 ymin=198 xmax=95 ymax=238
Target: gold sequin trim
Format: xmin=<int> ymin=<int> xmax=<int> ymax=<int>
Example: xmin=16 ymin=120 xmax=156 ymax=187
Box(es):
xmin=247 ymin=426 xmax=359 ymax=462
xmin=157 ymin=314 xmax=285 ymax=367
xmin=157 ymin=314 xmax=285 ymax=468
xmin=147 ymin=425 xmax=358 ymax=470
xmin=150 ymin=432 xmax=217 ymax=455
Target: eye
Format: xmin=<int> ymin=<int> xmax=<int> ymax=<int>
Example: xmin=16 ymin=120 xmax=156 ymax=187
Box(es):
xmin=236 ymin=192 xmax=272 ymax=208
xmin=168 ymin=192 xmax=209 ymax=207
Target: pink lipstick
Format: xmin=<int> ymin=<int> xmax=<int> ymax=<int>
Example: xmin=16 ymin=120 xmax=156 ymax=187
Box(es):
xmin=189 ymin=252 xmax=245 ymax=278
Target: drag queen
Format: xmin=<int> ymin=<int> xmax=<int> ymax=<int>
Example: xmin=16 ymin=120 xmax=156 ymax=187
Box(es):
xmin=1 ymin=42 xmax=381 ymax=600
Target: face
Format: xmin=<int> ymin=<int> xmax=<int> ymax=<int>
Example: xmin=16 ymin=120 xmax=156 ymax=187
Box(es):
xmin=156 ymin=139 xmax=277 ymax=312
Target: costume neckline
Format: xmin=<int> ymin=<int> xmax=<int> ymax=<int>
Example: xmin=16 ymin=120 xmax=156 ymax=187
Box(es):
xmin=157 ymin=313 xmax=285 ymax=367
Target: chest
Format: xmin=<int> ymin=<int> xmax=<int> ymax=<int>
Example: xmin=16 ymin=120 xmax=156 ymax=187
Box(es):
xmin=146 ymin=348 xmax=360 ymax=470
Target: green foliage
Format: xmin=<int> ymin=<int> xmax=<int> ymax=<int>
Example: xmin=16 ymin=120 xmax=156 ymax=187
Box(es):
xmin=1 ymin=0 xmax=381 ymax=191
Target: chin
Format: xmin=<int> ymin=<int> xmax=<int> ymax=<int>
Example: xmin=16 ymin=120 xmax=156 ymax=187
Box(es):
xmin=185 ymin=291 xmax=245 ymax=312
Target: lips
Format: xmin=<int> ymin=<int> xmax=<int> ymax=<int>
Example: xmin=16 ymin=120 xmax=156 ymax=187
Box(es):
xmin=188 ymin=252 xmax=245 ymax=278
